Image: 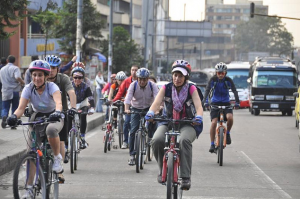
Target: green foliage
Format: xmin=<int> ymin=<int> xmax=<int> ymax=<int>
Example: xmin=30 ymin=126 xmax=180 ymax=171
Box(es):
xmin=101 ymin=26 xmax=143 ymax=73
xmin=0 ymin=0 xmax=29 ymax=39
xmin=234 ymin=16 xmax=294 ymax=56
xmin=53 ymin=0 xmax=104 ymax=55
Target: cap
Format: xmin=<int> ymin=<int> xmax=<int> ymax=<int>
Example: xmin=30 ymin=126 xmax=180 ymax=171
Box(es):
xmin=73 ymin=72 xmax=83 ymax=77
xmin=172 ymin=67 xmax=188 ymax=76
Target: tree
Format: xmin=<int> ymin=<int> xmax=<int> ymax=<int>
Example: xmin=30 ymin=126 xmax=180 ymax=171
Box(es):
xmin=53 ymin=0 xmax=104 ymax=55
xmin=234 ymin=16 xmax=294 ymax=56
xmin=0 ymin=0 xmax=29 ymax=39
xmin=101 ymin=26 xmax=143 ymax=73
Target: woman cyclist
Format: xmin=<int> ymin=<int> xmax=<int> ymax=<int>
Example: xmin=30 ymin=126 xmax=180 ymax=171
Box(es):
xmin=145 ymin=60 xmax=203 ymax=190
xmin=71 ymin=65 xmax=95 ymax=149
xmin=107 ymin=71 xmax=126 ymax=128
xmin=6 ymin=60 xmax=64 ymax=198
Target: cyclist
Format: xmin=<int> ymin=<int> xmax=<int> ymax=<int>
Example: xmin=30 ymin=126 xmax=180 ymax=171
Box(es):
xmin=71 ymin=65 xmax=95 ymax=149
xmin=124 ymin=68 xmax=159 ymax=165
xmin=102 ymin=74 xmax=116 ymax=121
xmin=70 ymin=62 xmax=92 ymax=87
xmin=113 ymin=65 xmax=139 ymax=149
xmin=6 ymin=60 xmax=64 ymax=197
xmin=145 ymin=60 xmax=203 ymax=190
xmin=202 ymin=62 xmax=240 ymax=153
xmin=107 ymin=71 xmax=126 ymax=127
xmin=45 ymin=55 xmax=77 ymax=182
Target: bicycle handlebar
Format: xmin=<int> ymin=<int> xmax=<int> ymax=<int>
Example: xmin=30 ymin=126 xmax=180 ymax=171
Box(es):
xmin=19 ymin=116 xmax=51 ymax=126
xmin=151 ymin=116 xmax=194 ymax=124
xmin=210 ymin=105 xmax=233 ymax=110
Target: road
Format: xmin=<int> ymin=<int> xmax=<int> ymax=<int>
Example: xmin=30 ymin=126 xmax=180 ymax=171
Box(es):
xmin=1 ymin=109 xmax=300 ymax=198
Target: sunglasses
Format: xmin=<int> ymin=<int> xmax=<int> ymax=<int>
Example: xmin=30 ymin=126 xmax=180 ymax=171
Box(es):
xmin=73 ymin=76 xmax=83 ymax=80
xmin=217 ymin=72 xmax=225 ymax=75
xmin=111 ymin=78 xmax=116 ymax=80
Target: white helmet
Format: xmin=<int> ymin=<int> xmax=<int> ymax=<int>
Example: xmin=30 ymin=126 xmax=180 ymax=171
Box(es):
xmin=116 ymin=71 xmax=127 ymax=81
xmin=215 ymin=62 xmax=227 ymax=72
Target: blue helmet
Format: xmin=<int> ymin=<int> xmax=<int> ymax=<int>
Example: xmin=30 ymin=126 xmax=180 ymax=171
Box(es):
xmin=29 ymin=60 xmax=51 ymax=75
xmin=44 ymin=55 xmax=61 ymax=67
xmin=71 ymin=66 xmax=85 ymax=76
xmin=136 ymin=68 xmax=150 ymax=78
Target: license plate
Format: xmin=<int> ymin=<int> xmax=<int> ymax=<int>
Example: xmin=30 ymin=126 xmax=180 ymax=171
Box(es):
xmin=270 ymin=104 xmax=279 ymax=108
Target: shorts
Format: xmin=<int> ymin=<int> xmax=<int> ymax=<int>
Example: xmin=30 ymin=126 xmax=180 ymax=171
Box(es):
xmin=210 ymin=103 xmax=233 ymax=121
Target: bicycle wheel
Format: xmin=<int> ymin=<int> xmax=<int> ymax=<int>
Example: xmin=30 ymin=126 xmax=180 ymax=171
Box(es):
xmin=74 ymin=133 xmax=80 ymax=171
xmin=45 ymin=156 xmax=59 ymax=199
xmin=135 ymin=131 xmax=141 ymax=173
xmin=104 ymin=132 xmax=110 ymax=153
xmin=140 ymin=131 xmax=146 ymax=170
xmin=70 ymin=129 xmax=76 ymax=173
xmin=118 ymin=117 xmax=124 ymax=148
xmin=13 ymin=153 xmax=46 ymax=199
xmin=108 ymin=133 xmax=111 ymax=151
xmin=218 ymin=127 xmax=224 ymax=166
xmin=146 ymin=136 xmax=153 ymax=162
xmin=166 ymin=152 xmax=174 ymax=199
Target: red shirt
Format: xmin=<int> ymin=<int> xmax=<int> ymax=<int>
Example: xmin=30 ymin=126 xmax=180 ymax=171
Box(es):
xmin=113 ymin=76 xmax=134 ymax=102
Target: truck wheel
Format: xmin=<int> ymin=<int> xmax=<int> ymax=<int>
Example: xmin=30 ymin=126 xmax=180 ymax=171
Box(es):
xmin=282 ymin=111 xmax=287 ymax=116
xmin=254 ymin=109 xmax=260 ymax=116
xmin=287 ymin=110 xmax=293 ymax=116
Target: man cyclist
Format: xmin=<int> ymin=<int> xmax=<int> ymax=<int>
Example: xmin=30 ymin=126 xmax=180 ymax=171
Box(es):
xmin=113 ymin=65 xmax=139 ymax=149
xmin=124 ymin=68 xmax=159 ymax=165
xmin=145 ymin=60 xmax=203 ymax=190
xmin=202 ymin=62 xmax=240 ymax=153
xmin=102 ymin=74 xmax=116 ymax=121
xmin=45 ymin=55 xmax=77 ymax=182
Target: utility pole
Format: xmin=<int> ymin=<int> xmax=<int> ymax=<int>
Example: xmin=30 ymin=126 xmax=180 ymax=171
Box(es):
xmin=130 ymin=0 xmax=133 ymax=39
xmin=108 ymin=0 xmax=113 ymax=83
xmin=76 ymin=0 xmax=83 ymax=61
xmin=152 ymin=0 xmax=157 ymax=77
xmin=143 ymin=0 xmax=150 ymax=68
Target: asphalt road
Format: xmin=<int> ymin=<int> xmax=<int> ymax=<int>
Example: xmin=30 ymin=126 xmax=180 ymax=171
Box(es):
xmin=1 ymin=109 xmax=300 ymax=199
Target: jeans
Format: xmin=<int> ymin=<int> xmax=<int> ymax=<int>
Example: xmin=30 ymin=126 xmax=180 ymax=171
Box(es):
xmin=105 ymin=105 xmax=109 ymax=121
xmin=96 ymin=88 xmax=103 ymax=112
xmin=123 ymin=114 xmax=131 ymax=144
xmin=1 ymin=92 xmax=19 ymax=118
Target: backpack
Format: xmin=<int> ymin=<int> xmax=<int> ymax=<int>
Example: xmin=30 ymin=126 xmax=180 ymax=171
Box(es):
xmin=208 ymin=76 xmax=231 ymax=102
xmin=164 ymin=82 xmax=204 ymax=137
xmin=133 ymin=81 xmax=153 ymax=96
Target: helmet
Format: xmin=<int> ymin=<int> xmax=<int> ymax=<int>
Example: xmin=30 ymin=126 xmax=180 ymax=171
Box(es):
xmin=72 ymin=62 xmax=85 ymax=70
xmin=29 ymin=60 xmax=51 ymax=75
xmin=116 ymin=71 xmax=126 ymax=81
xmin=44 ymin=55 xmax=61 ymax=67
xmin=111 ymin=74 xmax=116 ymax=78
xmin=71 ymin=66 xmax=85 ymax=76
xmin=215 ymin=62 xmax=227 ymax=72
xmin=136 ymin=68 xmax=150 ymax=78
xmin=171 ymin=60 xmax=191 ymax=76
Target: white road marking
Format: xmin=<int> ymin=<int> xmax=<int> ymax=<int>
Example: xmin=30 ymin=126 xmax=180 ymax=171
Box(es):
xmin=240 ymin=151 xmax=292 ymax=199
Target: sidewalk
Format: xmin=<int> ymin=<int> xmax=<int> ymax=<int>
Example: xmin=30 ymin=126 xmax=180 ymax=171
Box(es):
xmin=0 ymin=112 xmax=106 ymax=176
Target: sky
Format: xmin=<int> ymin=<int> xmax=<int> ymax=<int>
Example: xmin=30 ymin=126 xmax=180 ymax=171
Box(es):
xmin=169 ymin=0 xmax=300 ymax=47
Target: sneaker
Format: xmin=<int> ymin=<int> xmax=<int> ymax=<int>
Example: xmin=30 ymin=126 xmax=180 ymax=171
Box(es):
xmin=11 ymin=126 xmax=17 ymax=130
xmin=209 ymin=145 xmax=215 ymax=153
xmin=80 ymin=138 xmax=88 ymax=149
xmin=1 ymin=116 xmax=7 ymax=129
xmin=21 ymin=187 xmax=34 ymax=199
xmin=121 ymin=142 xmax=128 ymax=149
xmin=128 ymin=155 xmax=135 ymax=166
xmin=181 ymin=178 xmax=191 ymax=190
xmin=226 ymin=133 xmax=231 ymax=145
xmin=157 ymin=174 xmax=163 ymax=184
xmin=64 ymin=151 xmax=69 ymax=164
xmin=52 ymin=155 xmax=64 ymax=173
xmin=58 ymin=173 xmax=65 ymax=184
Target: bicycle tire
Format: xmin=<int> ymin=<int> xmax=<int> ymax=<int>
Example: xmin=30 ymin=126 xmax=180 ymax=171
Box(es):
xmin=104 ymin=132 xmax=109 ymax=153
xmin=135 ymin=131 xmax=141 ymax=173
xmin=74 ymin=134 xmax=80 ymax=171
xmin=45 ymin=156 xmax=59 ymax=199
xmin=146 ymin=136 xmax=153 ymax=162
xmin=218 ymin=127 xmax=224 ymax=166
xmin=167 ymin=152 xmax=174 ymax=199
xmin=140 ymin=131 xmax=146 ymax=170
xmin=13 ymin=153 xmax=46 ymax=199
xmin=70 ymin=130 xmax=76 ymax=173
xmin=118 ymin=117 xmax=124 ymax=148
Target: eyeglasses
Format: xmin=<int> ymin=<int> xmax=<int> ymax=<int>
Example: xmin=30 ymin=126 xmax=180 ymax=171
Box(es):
xmin=217 ymin=72 xmax=225 ymax=75
xmin=111 ymin=78 xmax=116 ymax=80
xmin=73 ymin=76 xmax=83 ymax=80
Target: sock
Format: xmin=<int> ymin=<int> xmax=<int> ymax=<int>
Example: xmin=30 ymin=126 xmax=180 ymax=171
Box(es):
xmin=81 ymin=134 xmax=85 ymax=138
xmin=211 ymin=141 xmax=214 ymax=146
xmin=65 ymin=145 xmax=68 ymax=150
xmin=55 ymin=154 xmax=62 ymax=159
xmin=227 ymin=131 xmax=230 ymax=134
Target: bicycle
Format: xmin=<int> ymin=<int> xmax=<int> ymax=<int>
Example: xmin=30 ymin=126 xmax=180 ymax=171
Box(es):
xmin=12 ymin=117 xmax=59 ymax=199
xmin=102 ymin=102 xmax=118 ymax=153
xmin=210 ymin=105 xmax=232 ymax=166
xmin=152 ymin=116 xmax=195 ymax=199
xmin=114 ymin=100 xmax=125 ymax=149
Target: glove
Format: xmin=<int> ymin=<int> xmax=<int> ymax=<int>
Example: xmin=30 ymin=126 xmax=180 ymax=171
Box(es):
xmin=234 ymin=102 xmax=240 ymax=108
xmin=193 ymin=115 xmax=203 ymax=125
xmin=145 ymin=110 xmax=154 ymax=121
xmin=204 ymin=103 xmax=209 ymax=108
xmin=7 ymin=114 xmax=19 ymax=126
xmin=68 ymin=108 xmax=77 ymax=118
xmin=24 ymin=107 xmax=31 ymax=117
xmin=49 ymin=111 xmax=62 ymax=122
xmin=88 ymin=107 xmax=95 ymax=115
xmin=105 ymin=101 xmax=111 ymax=106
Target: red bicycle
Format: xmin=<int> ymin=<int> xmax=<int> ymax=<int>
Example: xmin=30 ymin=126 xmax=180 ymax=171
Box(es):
xmin=152 ymin=117 xmax=194 ymax=199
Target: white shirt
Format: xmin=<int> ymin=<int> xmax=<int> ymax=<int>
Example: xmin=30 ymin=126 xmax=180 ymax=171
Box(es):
xmin=0 ymin=63 xmax=22 ymax=100
xmin=95 ymin=75 xmax=106 ymax=89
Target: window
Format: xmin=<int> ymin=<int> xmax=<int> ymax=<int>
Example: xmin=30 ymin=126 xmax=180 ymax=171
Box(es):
xmin=133 ymin=4 xmax=142 ymax=19
xmin=253 ymin=71 xmax=297 ymax=88
xmin=235 ymin=16 xmax=240 ymax=20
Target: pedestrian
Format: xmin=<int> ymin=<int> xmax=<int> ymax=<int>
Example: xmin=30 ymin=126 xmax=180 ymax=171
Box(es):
xmin=0 ymin=55 xmax=25 ymax=129
xmin=0 ymin=57 xmax=8 ymax=119
xmin=95 ymin=71 xmax=106 ymax=113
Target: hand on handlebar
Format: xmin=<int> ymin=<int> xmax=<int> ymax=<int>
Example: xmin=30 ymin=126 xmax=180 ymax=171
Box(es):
xmin=49 ymin=111 xmax=62 ymax=122
xmin=192 ymin=115 xmax=203 ymax=125
xmin=124 ymin=109 xmax=131 ymax=114
xmin=7 ymin=114 xmax=19 ymax=126
xmin=145 ymin=110 xmax=155 ymax=121
xmin=234 ymin=102 xmax=240 ymax=110
xmin=68 ymin=107 xmax=77 ymax=118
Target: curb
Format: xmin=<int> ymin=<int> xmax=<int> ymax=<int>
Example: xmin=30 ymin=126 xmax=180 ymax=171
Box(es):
xmin=0 ymin=114 xmax=105 ymax=176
